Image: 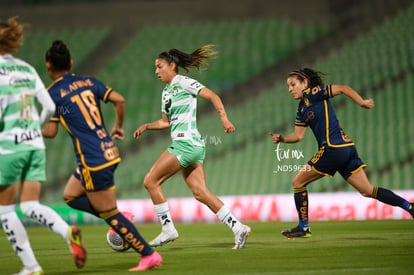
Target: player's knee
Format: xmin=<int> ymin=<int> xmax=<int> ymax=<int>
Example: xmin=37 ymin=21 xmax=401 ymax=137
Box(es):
xmin=143 ymin=174 xmax=158 ymax=191
xmin=20 ymin=200 xmax=40 ymax=217
xmin=143 ymin=177 xmax=151 ymax=190
xmin=359 ymin=191 xmax=373 ymax=198
xmin=291 ymin=179 xmax=304 ymax=188
xmin=64 ymin=195 xmax=75 ymax=204
xmin=63 ymin=189 xmax=72 ymax=200
xmin=191 ymin=189 xmax=209 ymax=204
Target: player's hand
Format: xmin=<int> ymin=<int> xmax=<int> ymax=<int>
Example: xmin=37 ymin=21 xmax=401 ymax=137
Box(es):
xmin=222 ymin=119 xmax=235 ymax=133
xmin=269 ymin=132 xmax=282 ymax=143
xmin=133 ymin=125 xmax=147 ymax=139
xmin=361 ymin=98 xmax=374 ymax=109
xmin=111 ymin=128 xmax=125 ymax=140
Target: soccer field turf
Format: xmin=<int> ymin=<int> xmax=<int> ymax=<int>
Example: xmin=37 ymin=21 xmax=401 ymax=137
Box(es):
xmin=1 ymin=220 xmax=413 ymax=275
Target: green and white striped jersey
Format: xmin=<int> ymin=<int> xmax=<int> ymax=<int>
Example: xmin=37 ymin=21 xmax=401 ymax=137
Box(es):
xmin=161 ymin=75 xmax=205 ymax=147
xmin=0 ymin=54 xmax=52 ymax=154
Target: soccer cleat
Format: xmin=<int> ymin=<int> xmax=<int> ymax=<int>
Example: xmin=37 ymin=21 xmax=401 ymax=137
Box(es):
xmin=409 ymin=202 xmax=414 ymax=218
xmin=232 ymin=224 xmax=251 ymax=249
xmin=282 ymin=226 xmax=312 ymax=239
xmin=13 ymin=267 xmax=44 ymax=275
xmin=148 ymin=229 xmax=179 ymax=247
xmin=128 ymin=251 xmax=163 ymax=271
xmin=69 ymin=225 xmax=87 ymax=268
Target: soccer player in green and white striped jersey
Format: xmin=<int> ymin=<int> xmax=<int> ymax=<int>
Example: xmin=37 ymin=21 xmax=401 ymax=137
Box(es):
xmin=0 ymin=17 xmax=86 ymax=275
xmin=133 ymin=45 xmax=251 ymax=249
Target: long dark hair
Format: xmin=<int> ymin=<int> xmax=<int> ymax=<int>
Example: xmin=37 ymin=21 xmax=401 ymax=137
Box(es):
xmin=289 ymin=68 xmax=325 ymax=88
xmin=157 ymin=44 xmax=217 ymax=73
xmin=45 ymin=40 xmax=71 ymax=71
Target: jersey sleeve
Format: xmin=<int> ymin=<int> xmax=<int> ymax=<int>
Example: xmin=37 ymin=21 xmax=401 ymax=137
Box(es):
xmin=45 ymin=82 xmax=60 ymax=123
xmin=92 ymin=77 xmax=113 ymax=103
xmin=307 ymin=85 xmax=333 ymax=100
xmin=325 ymin=85 xmax=334 ymax=98
xmin=32 ymin=70 xmax=55 ymax=124
xmin=294 ymin=105 xmax=307 ymax=127
xmin=181 ymin=76 xmax=205 ymax=96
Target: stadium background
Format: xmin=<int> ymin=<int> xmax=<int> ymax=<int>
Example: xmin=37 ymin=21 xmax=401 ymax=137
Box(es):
xmin=1 ymin=0 xmax=413 ymax=223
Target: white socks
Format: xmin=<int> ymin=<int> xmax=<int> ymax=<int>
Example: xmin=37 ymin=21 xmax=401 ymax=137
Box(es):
xmin=154 ymin=203 xmax=243 ymax=234
xmin=154 ymin=202 xmax=176 ymax=232
xmin=216 ymin=205 xmax=243 ymax=234
xmin=20 ymin=200 xmax=70 ymax=244
xmin=0 ymin=205 xmax=41 ymax=272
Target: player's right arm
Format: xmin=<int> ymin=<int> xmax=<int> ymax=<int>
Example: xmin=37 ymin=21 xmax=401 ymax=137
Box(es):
xmin=107 ymin=90 xmax=125 ymax=140
xmin=270 ymin=126 xmax=307 ymax=144
xmin=42 ymin=121 xmax=58 ymax=138
xmin=133 ymin=113 xmax=170 ymax=139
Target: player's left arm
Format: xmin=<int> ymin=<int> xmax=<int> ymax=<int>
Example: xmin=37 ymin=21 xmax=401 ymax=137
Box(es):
xmin=330 ymin=85 xmax=375 ymax=109
xmin=198 ymin=87 xmax=235 ymax=133
xmin=42 ymin=121 xmax=58 ymax=138
xmin=270 ymin=125 xmax=307 ymax=144
xmin=36 ymin=88 xmax=56 ymax=125
xmin=107 ymin=90 xmax=125 ymax=140
xmin=133 ymin=113 xmax=170 ymax=139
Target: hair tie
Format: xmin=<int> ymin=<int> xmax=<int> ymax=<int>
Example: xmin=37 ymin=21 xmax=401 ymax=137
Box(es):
xmin=289 ymin=70 xmax=309 ymax=82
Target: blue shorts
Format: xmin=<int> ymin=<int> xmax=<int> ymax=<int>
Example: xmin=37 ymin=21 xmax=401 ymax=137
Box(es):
xmin=78 ymin=164 xmax=118 ymax=191
xmin=308 ymin=145 xmax=366 ymax=179
xmin=167 ymin=140 xmax=205 ymax=168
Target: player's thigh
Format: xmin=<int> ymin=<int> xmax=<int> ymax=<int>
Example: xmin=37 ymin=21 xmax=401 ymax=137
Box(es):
xmin=144 ymin=150 xmax=181 ymax=187
xmin=63 ymin=168 xmax=85 ymax=198
xmin=182 ymin=163 xmax=223 ymax=212
xmin=19 ymin=181 xmax=42 ymax=202
xmin=346 ymin=169 xmax=373 ymax=196
xmin=0 ymin=151 xmax=43 ymax=203
xmin=86 ymin=188 xmax=117 ymax=213
xmin=0 ymin=153 xmax=20 ymax=204
xmin=80 ymin=165 xmax=117 ymax=212
xmin=0 ymin=184 xmax=19 ymax=205
xmin=182 ymin=162 xmax=207 ymax=192
xmin=292 ymin=164 xmax=324 ymax=188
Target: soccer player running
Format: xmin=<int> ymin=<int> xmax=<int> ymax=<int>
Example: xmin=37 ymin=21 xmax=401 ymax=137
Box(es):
xmin=0 ymin=18 xmax=86 ymax=275
xmin=42 ymin=40 xmax=162 ymax=271
xmin=133 ymin=45 xmax=251 ymax=249
xmin=269 ymin=68 xmax=414 ymax=238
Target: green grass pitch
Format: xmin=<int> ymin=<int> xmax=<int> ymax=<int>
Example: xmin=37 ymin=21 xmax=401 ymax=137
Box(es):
xmin=1 ymin=220 xmax=413 ymax=275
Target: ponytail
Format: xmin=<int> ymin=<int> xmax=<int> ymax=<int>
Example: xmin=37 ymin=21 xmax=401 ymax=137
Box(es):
xmin=158 ymin=45 xmax=217 ymax=73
